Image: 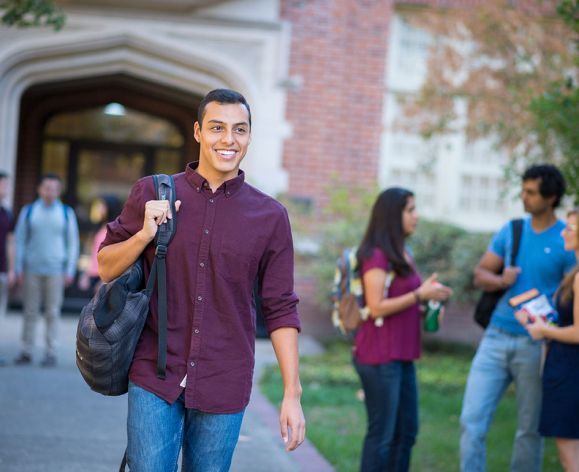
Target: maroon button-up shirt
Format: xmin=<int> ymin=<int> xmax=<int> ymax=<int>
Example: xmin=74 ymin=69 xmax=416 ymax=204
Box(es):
xmin=101 ymin=163 xmax=301 ymax=413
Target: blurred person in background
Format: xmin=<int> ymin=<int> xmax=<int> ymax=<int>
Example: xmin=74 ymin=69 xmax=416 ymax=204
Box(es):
xmin=13 ymin=173 xmax=79 ymax=367
xmin=460 ymin=164 xmax=576 ymax=472
xmin=516 ymin=208 xmax=579 ymax=472
xmin=78 ymin=194 xmax=122 ymax=294
xmin=353 ymin=187 xmax=452 ymax=472
xmin=0 ymin=172 xmax=15 ymax=366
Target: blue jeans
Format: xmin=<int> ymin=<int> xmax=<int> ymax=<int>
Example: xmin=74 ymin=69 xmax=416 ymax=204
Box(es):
xmin=460 ymin=326 xmax=543 ymax=472
xmin=127 ymin=382 xmax=244 ymax=472
xmin=354 ymin=359 xmax=418 ymax=472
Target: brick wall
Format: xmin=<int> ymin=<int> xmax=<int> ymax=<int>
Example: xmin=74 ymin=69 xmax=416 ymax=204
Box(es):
xmin=280 ymin=0 xmax=394 ymax=211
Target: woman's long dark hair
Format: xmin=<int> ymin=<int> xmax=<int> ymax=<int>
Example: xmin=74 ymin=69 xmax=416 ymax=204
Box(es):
xmin=557 ymin=208 xmax=578 ymax=304
xmin=357 ymin=187 xmax=415 ymax=277
xmin=100 ymin=194 xmax=123 ymax=223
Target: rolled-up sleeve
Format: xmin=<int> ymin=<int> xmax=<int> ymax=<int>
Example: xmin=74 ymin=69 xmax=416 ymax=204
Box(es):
xmin=99 ymin=177 xmax=152 ymax=250
xmin=258 ymin=207 xmax=301 ymax=334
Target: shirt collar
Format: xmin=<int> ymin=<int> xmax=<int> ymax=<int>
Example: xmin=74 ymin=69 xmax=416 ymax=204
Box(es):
xmin=184 ymin=162 xmax=245 ymax=197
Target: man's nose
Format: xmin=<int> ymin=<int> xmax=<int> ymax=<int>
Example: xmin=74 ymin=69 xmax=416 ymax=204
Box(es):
xmin=221 ymin=129 xmax=234 ymax=144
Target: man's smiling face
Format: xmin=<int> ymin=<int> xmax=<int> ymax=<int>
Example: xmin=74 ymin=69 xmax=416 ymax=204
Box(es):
xmin=194 ymin=101 xmax=251 ymax=184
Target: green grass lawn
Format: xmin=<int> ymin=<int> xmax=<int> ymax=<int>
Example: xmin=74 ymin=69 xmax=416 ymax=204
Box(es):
xmin=260 ymin=340 xmax=562 ymax=472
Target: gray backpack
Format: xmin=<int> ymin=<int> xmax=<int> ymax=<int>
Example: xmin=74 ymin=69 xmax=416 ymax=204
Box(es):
xmin=76 ymin=174 xmax=177 ymax=396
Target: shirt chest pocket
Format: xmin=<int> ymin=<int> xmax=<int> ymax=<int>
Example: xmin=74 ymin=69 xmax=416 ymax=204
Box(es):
xmin=214 ymin=234 xmax=260 ymax=282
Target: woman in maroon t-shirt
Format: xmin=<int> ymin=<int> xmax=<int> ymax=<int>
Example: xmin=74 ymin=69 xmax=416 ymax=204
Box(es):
xmin=353 ymin=187 xmax=452 ymax=472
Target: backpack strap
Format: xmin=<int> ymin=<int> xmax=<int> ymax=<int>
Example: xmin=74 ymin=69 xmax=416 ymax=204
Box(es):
xmin=63 ymin=203 xmax=70 ymax=249
xmin=509 ymin=219 xmax=524 ymax=266
xmin=148 ymin=174 xmax=177 ymax=380
xmin=116 ymin=175 xmax=176 ymax=471
xmin=25 ymin=203 xmax=33 ymax=243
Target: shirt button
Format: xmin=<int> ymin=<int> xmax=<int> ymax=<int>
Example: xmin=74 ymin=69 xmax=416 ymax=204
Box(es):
xmin=194 ymin=329 xmax=200 ymax=334
xmin=196 ymin=187 xmax=200 ymax=192
xmin=209 ymin=198 xmax=214 ymax=203
xmin=197 ymin=296 xmax=203 ymax=301
xmin=190 ymin=362 xmax=195 ymax=367
xmin=204 ymin=229 xmax=209 ymax=235
xmin=226 ymin=191 xmax=231 ymax=196
xmin=199 ymin=262 xmax=205 ymax=268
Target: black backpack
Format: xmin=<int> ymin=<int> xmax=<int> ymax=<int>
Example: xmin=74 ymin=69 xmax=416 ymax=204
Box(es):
xmin=473 ymin=219 xmax=523 ymax=329
xmin=76 ymin=174 xmax=177 ymax=396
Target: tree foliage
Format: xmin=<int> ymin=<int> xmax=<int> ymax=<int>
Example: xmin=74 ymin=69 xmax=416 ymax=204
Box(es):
xmin=1 ymin=0 xmax=65 ymax=31
xmin=401 ymin=0 xmax=578 ymax=199
xmin=529 ymin=0 xmax=579 ymax=201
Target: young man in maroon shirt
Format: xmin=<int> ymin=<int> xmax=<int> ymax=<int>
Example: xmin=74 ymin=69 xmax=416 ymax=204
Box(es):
xmin=98 ymin=89 xmax=305 ymax=470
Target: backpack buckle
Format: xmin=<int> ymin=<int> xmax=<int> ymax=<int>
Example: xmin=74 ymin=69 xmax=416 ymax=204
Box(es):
xmin=155 ymin=244 xmax=168 ymax=258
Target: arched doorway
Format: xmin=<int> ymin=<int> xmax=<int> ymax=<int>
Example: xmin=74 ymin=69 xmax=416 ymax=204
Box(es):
xmin=15 ymin=74 xmax=202 ymax=309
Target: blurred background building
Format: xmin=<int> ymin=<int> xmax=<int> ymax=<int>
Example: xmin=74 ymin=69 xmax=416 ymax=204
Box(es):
xmin=0 ymin=0 xmax=525 ymax=320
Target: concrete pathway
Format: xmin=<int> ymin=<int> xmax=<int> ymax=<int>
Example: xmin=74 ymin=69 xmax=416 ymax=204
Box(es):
xmin=0 ymin=312 xmax=334 ymax=472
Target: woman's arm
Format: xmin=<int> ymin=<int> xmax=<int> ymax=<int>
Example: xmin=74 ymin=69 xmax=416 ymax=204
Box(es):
xmin=526 ymin=272 xmax=579 ymax=344
xmin=363 ymin=269 xmax=451 ymax=320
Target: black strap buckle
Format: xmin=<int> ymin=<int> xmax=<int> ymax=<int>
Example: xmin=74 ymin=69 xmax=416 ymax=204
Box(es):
xmin=155 ymin=244 xmax=168 ymax=258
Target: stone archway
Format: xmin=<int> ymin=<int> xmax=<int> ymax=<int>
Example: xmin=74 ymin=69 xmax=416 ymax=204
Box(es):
xmin=0 ymin=29 xmax=259 ymax=206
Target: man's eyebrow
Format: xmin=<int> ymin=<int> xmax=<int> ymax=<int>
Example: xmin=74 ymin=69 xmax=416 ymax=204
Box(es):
xmin=207 ymin=119 xmax=249 ymax=127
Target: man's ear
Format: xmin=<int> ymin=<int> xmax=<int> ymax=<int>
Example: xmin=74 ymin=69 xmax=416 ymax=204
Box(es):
xmin=193 ymin=121 xmax=201 ymax=143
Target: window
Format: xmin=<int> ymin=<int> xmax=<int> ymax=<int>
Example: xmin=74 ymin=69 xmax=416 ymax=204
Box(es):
xmin=45 ymin=105 xmax=184 ymax=147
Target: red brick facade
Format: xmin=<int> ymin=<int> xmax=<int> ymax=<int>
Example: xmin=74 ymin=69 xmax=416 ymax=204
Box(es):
xmin=281 ymin=0 xmax=394 ymax=211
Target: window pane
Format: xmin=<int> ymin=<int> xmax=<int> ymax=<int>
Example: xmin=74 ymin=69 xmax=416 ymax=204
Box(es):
xmin=76 ymin=149 xmax=146 ymax=210
xmin=45 ymin=106 xmax=184 ymax=147
xmin=154 ymin=149 xmax=183 ymax=175
xmin=42 ymin=141 xmax=69 ymax=185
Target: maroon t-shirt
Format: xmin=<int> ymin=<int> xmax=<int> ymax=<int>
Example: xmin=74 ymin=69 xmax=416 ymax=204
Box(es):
xmin=101 ymin=163 xmax=301 ymax=413
xmin=353 ymin=248 xmax=422 ymax=364
xmin=0 ymin=206 xmax=15 ymax=273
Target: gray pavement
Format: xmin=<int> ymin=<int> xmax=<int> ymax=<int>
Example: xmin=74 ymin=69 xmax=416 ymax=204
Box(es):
xmin=0 ymin=312 xmax=334 ymax=472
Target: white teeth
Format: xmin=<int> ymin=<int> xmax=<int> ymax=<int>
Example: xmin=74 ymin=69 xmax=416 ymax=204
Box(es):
xmin=218 ymin=150 xmax=235 ymax=156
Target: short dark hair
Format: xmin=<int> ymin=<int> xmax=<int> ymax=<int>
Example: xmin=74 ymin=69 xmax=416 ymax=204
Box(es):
xmin=38 ymin=173 xmax=62 ymax=185
xmin=522 ymin=164 xmax=566 ymax=208
xmin=197 ymin=89 xmax=251 ymax=129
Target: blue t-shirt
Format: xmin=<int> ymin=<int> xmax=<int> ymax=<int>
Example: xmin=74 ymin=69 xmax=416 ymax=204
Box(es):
xmin=489 ymin=218 xmax=576 ymax=334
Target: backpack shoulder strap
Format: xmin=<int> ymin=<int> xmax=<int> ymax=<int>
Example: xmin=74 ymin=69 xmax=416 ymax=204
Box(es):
xmin=25 ymin=203 xmax=33 ymax=220
xmin=24 ymin=203 xmax=34 ymax=242
xmin=152 ymin=174 xmax=177 ymax=252
xmin=510 ymin=218 xmax=524 ymax=266
xmin=62 ymin=203 xmax=71 ymax=248
xmin=149 ymin=174 xmax=177 ymax=380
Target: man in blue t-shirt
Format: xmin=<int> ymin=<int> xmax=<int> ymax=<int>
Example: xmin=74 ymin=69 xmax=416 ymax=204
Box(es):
xmin=460 ymin=164 xmax=576 ymax=472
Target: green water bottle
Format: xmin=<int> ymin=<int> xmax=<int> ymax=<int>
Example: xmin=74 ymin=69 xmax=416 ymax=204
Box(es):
xmin=424 ymin=300 xmax=441 ymax=332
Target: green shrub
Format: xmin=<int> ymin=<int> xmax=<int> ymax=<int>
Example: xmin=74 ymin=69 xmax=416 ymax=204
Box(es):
xmin=411 ymin=220 xmax=492 ymax=304
xmin=410 ymin=219 xmax=467 ymax=281
xmin=446 ymin=231 xmax=493 ymax=304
